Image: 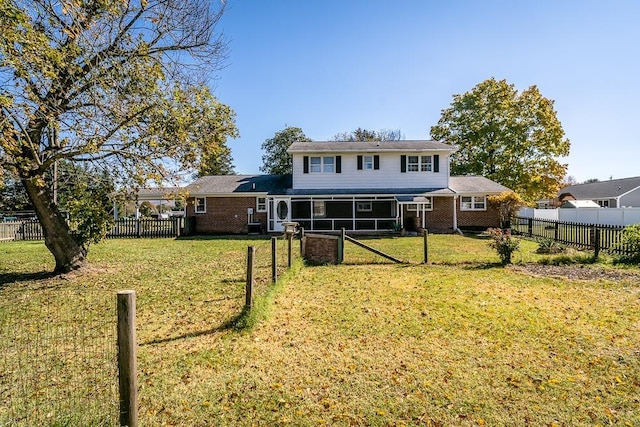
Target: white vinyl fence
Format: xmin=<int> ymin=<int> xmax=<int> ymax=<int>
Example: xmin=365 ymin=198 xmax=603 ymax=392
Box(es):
xmin=519 ymin=208 xmax=640 ymax=226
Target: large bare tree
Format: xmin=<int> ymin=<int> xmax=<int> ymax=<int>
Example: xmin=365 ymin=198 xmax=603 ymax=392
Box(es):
xmin=0 ymin=0 xmax=237 ymax=272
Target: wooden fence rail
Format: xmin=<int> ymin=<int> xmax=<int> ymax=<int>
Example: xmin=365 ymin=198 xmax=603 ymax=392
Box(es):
xmin=511 ymin=216 xmax=632 ymax=256
xmin=0 ymin=217 xmax=183 ymax=241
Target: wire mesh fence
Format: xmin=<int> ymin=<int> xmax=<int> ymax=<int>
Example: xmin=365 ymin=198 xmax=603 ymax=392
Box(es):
xmin=249 ymin=234 xmax=297 ymax=297
xmin=0 ymin=287 xmax=119 ymax=426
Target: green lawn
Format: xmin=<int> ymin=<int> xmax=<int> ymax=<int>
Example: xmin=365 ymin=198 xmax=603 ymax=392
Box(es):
xmin=1 ymin=235 xmax=639 ymax=426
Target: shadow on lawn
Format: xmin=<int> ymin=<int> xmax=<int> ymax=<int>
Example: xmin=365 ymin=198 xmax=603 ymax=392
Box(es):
xmin=141 ymin=308 xmax=250 ymax=347
xmin=0 ymin=271 xmax=58 ymax=287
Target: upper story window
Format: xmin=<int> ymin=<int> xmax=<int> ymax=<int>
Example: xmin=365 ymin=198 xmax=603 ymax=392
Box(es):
xmin=401 ymin=154 xmax=439 ymax=173
xmin=363 ymin=156 xmax=374 ymax=170
xmin=407 ymin=155 xmax=432 ymax=172
xmin=460 ymin=196 xmax=486 ymax=211
xmin=357 ymin=155 xmax=379 ymax=171
xmin=195 ymin=197 xmax=206 ymax=213
xmin=304 ymin=156 xmax=341 ymax=173
xmin=596 ymin=200 xmax=609 ymax=208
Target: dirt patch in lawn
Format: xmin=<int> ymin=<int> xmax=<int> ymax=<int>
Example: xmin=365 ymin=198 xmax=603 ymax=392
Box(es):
xmin=510 ymin=263 xmax=640 ymax=282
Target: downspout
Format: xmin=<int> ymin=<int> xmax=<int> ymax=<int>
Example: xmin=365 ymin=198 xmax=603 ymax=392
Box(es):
xmin=452 ymin=195 xmax=463 ymax=235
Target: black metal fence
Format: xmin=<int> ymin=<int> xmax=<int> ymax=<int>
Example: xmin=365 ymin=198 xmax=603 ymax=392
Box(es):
xmin=511 ymin=216 xmax=633 ymax=256
xmin=0 ymin=217 xmax=184 ymax=241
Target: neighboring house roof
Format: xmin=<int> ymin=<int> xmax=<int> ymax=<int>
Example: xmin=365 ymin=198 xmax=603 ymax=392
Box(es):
xmin=449 ymin=176 xmax=511 ymax=194
xmin=185 ymin=174 xmax=292 ymax=196
xmin=560 ymin=200 xmax=601 ymax=208
xmin=136 ymin=187 xmax=183 ymax=200
xmin=287 ymin=140 xmax=456 ymax=153
xmin=560 ymin=176 xmax=640 ymax=199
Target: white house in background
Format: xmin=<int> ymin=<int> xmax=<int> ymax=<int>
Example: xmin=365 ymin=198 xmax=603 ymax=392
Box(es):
xmin=559 ymin=176 xmax=640 ymax=208
xmin=184 ymin=140 xmax=511 ymax=234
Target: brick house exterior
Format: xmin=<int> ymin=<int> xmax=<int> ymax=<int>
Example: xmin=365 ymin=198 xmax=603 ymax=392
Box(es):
xmin=184 ymin=141 xmax=510 ymax=234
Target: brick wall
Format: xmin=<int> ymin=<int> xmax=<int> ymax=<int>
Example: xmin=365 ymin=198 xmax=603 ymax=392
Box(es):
xmin=186 ymin=196 xmax=267 ymax=234
xmin=302 ymin=233 xmax=339 ymax=264
xmin=407 ymin=196 xmax=500 ymax=232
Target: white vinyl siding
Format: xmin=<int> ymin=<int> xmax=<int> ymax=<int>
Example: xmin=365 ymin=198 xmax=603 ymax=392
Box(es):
xmin=292 ymin=152 xmax=450 ymax=190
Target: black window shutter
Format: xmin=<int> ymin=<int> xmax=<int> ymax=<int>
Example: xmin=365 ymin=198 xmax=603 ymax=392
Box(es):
xmin=336 ymin=156 xmax=341 ymax=173
xmin=400 ymin=155 xmax=406 ymax=173
xmin=303 ymin=156 xmax=309 ymax=174
xmin=374 ymin=155 xmax=380 ymax=170
xmin=434 ymin=155 xmax=440 ymax=173
xmin=357 ymin=155 xmax=363 ymax=170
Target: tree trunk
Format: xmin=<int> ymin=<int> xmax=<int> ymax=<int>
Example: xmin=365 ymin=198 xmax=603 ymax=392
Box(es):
xmin=22 ymin=177 xmax=87 ymax=273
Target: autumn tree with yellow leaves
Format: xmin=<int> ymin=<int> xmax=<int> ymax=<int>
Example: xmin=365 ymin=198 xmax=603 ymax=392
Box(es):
xmin=0 ymin=0 xmax=237 ymax=273
xmin=431 ymin=78 xmax=570 ymax=204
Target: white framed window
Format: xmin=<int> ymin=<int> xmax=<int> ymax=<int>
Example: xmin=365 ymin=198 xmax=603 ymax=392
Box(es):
xmin=363 ymin=155 xmax=374 ymax=170
xmin=195 ymin=197 xmax=206 ymax=213
xmin=596 ymin=200 xmax=609 ymax=208
xmin=460 ymin=196 xmax=486 ymax=211
xmin=407 ymin=156 xmax=419 ymax=172
xmin=406 ymin=155 xmax=433 ymax=172
xmin=310 ymin=156 xmax=322 ymax=173
xmin=420 ymin=156 xmax=432 ymax=172
xmin=256 ymin=197 xmax=267 ymax=212
xmin=356 ymin=201 xmax=372 ymax=212
xmin=313 ymin=201 xmax=326 ymax=218
xmin=323 ymin=156 xmax=334 ymax=173
xmin=309 ymin=156 xmax=335 ymax=173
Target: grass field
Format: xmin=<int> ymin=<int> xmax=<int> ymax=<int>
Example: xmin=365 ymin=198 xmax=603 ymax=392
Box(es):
xmin=1 ymin=235 xmax=639 ymax=426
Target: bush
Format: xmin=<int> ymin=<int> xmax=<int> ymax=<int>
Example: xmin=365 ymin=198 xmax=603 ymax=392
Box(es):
xmin=487 ymin=228 xmax=520 ymax=265
xmin=536 ymin=238 xmax=567 ymax=254
xmin=616 ymin=224 xmax=640 ymax=264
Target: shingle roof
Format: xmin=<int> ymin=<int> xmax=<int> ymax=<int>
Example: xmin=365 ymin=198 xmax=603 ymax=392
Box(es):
xmin=183 ymin=174 xmax=509 ymax=197
xmin=560 ymin=176 xmax=640 ymax=199
xmin=136 ymin=187 xmax=183 ymax=200
xmin=287 ymin=140 xmax=456 ymax=153
xmin=185 ymin=175 xmax=292 ymax=195
xmin=449 ymin=176 xmax=511 ymax=194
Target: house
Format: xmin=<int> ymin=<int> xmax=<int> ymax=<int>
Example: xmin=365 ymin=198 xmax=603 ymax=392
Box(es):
xmin=559 ymin=176 xmax=640 ymax=208
xmin=184 ymin=140 xmax=511 ymax=234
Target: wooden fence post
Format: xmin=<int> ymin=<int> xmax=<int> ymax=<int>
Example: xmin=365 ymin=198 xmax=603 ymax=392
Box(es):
xmin=246 ymin=246 xmax=255 ymax=309
xmin=299 ymin=227 xmax=305 ymax=256
xmin=117 ymin=290 xmax=138 ymax=427
xmin=423 ymin=229 xmax=429 ymax=264
xmin=339 ymin=228 xmax=345 ymax=264
xmin=271 ymin=237 xmax=277 ymax=283
xmin=594 ymin=228 xmax=601 ymax=259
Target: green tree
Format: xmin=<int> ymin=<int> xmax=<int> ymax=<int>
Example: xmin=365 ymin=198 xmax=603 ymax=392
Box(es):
xmin=260 ymin=126 xmax=311 ymax=175
xmin=0 ymin=0 xmax=236 ymax=272
xmin=197 ymin=143 xmax=235 ymax=176
xmin=331 ymin=128 xmax=404 ymax=141
xmin=430 ymin=78 xmax=570 ymax=204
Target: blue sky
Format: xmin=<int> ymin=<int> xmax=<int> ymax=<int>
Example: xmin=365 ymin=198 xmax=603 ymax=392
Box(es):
xmin=213 ymin=0 xmax=640 ymax=183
